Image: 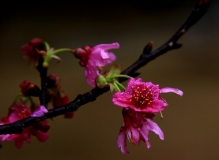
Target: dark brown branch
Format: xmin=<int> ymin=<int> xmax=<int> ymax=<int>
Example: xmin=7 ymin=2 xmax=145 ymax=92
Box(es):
xmin=36 ymin=57 xmax=48 ymax=107
xmin=122 ymin=0 xmax=210 ymax=76
xmin=0 ymin=0 xmax=210 ymax=135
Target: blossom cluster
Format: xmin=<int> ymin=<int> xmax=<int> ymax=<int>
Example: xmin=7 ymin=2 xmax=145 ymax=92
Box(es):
xmin=0 ymin=103 xmax=49 ymax=148
xmin=0 ymin=38 xmax=183 ymax=154
xmin=0 ymin=62 xmax=74 ymax=147
xmin=113 ymin=78 xmax=183 ymax=154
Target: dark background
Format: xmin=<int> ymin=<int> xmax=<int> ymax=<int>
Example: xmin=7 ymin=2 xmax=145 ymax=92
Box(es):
xmin=0 ymin=0 xmax=219 ymax=159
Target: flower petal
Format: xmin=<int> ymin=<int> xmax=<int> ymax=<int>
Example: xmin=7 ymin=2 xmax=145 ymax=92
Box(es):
xmin=117 ymin=130 xmax=129 ymax=155
xmin=93 ymin=42 xmax=120 ymax=51
xmin=130 ymin=126 xmax=140 ymax=145
xmin=139 ymin=125 xmax=150 ymax=149
xmin=84 ymin=63 xmax=100 ymax=87
xmin=100 ymin=50 xmax=109 ymax=59
xmin=14 ymin=136 xmax=25 ymax=149
xmin=146 ymin=118 xmax=164 ymax=140
xmin=160 ymin=87 xmax=183 ymax=96
xmin=140 ymin=99 xmax=167 ymax=113
xmin=36 ymin=130 xmax=49 ymax=142
xmin=112 ymin=92 xmax=132 ymax=108
xmin=31 ymin=105 xmax=48 ymax=117
xmin=104 ymin=52 xmax=116 ymax=65
xmin=125 ymin=78 xmax=142 ymax=94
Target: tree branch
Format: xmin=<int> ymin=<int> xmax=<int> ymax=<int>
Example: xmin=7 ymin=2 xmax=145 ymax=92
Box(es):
xmin=36 ymin=57 xmax=48 ymax=107
xmin=0 ymin=0 xmax=210 ymax=135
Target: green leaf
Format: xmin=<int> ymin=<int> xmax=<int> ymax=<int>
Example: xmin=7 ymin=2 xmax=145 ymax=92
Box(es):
xmin=106 ymin=64 xmax=121 ymax=78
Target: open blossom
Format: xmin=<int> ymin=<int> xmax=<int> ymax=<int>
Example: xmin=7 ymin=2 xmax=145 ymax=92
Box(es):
xmin=113 ymin=78 xmax=183 ymax=113
xmin=74 ymin=42 xmax=120 ymax=87
xmin=117 ymin=109 xmax=164 ymax=155
xmin=0 ymin=103 xmax=49 ymax=148
xmin=21 ymin=38 xmax=45 ymax=63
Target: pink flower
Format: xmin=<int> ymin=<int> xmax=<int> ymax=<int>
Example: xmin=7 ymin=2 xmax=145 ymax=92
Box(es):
xmin=113 ymin=78 xmax=183 ymax=113
xmin=0 ymin=118 xmax=17 ymax=142
xmin=21 ymin=38 xmax=45 ymax=63
xmin=74 ymin=43 xmax=120 ymax=87
xmin=0 ymin=103 xmax=50 ymax=148
xmin=117 ymin=109 xmax=164 ymax=155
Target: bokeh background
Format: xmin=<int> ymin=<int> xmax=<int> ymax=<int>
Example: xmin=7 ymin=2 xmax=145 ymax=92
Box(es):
xmin=0 ymin=0 xmax=219 ymax=159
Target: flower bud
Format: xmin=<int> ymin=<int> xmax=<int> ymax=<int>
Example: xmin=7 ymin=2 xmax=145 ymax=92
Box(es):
xmin=19 ymin=80 xmax=40 ymax=97
xmin=73 ymin=46 xmax=92 ymax=67
xmin=21 ymin=38 xmax=45 ymax=63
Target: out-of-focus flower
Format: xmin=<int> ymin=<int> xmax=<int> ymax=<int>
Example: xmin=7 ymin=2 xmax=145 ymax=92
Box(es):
xmin=113 ymin=78 xmax=183 ymax=113
xmin=19 ymin=80 xmax=41 ymax=97
xmin=21 ymin=38 xmax=45 ymax=63
xmin=0 ymin=103 xmax=49 ymax=148
xmin=31 ymin=105 xmax=48 ymax=117
xmin=52 ymin=92 xmax=74 ymax=119
xmin=74 ymin=42 xmax=120 ymax=87
xmin=46 ymin=73 xmax=74 ymax=119
xmin=117 ymin=108 xmax=163 ymax=155
xmin=46 ymin=73 xmax=60 ymax=89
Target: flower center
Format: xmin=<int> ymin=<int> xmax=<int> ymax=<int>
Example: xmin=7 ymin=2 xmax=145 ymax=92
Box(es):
xmin=131 ymin=85 xmax=153 ymax=108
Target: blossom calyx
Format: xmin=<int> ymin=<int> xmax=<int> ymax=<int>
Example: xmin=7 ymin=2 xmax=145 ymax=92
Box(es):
xmin=73 ymin=45 xmax=92 ymax=67
xmin=96 ymin=64 xmax=130 ymax=91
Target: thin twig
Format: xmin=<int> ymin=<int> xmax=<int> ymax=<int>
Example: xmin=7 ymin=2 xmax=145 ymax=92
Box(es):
xmin=36 ymin=57 xmax=48 ymax=107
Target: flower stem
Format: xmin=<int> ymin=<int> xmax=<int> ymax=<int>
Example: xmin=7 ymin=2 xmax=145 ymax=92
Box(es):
xmin=114 ymin=81 xmax=126 ymax=90
xmin=113 ymin=81 xmax=121 ymax=92
xmin=13 ymin=93 xmax=21 ymax=104
xmin=109 ymin=75 xmax=130 ymax=80
xmin=43 ymin=41 xmax=50 ymax=52
xmin=43 ymin=48 xmax=73 ymax=67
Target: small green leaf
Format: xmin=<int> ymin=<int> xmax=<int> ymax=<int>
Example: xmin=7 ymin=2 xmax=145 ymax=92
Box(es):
xmin=106 ymin=64 xmax=121 ymax=78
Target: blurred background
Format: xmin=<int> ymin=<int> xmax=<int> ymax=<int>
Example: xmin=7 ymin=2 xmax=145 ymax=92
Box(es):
xmin=0 ymin=0 xmax=219 ymax=159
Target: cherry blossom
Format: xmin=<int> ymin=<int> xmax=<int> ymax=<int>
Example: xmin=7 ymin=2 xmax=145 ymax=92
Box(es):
xmin=113 ymin=78 xmax=183 ymax=113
